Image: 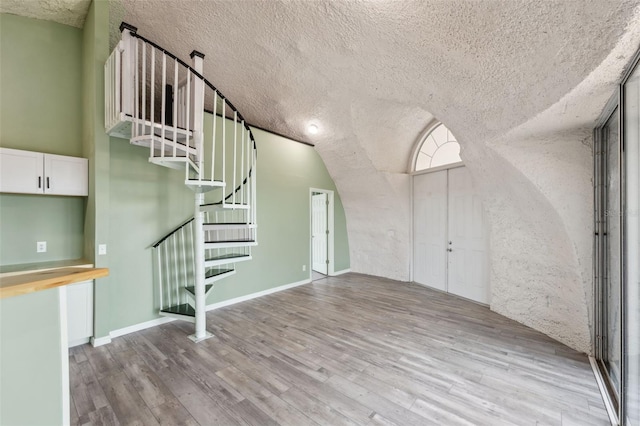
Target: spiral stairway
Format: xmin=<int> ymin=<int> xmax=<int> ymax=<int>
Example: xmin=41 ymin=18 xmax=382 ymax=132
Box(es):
xmin=105 ymin=23 xmax=257 ymax=342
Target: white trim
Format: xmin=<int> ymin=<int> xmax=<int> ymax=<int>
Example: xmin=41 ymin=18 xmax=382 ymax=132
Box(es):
xmin=408 ymin=118 xmax=441 ymax=172
xmin=330 ymin=268 xmax=351 ymax=276
xmin=206 ymin=278 xmax=311 ymax=311
xmin=589 ymin=356 xmax=618 ymax=426
xmin=410 ymin=161 xmax=464 ymax=176
xmin=58 ymin=287 xmax=70 ymax=426
xmin=409 ymin=173 xmax=414 ymax=282
xmin=90 ymin=335 xmax=112 ymax=347
xmin=409 ymin=120 xmax=463 ymax=173
xmin=110 ymin=316 xmax=176 ymax=338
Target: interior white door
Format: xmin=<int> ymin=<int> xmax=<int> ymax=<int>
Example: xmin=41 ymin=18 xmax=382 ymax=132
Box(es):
xmin=447 ymin=167 xmax=489 ymax=304
xmin=413 ymin=170 xmax=447 ymax=291
xmin=312 ymin=193 xmax=328 ymax=274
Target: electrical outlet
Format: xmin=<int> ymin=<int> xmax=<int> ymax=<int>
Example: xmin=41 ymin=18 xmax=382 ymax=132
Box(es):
xmin=302 ymin=265 xmax=306 ymax=272
xmin=98 ymin=244 xmax=107 ymax=255
xmin=37 ymin=241 xmax=47 ymax=253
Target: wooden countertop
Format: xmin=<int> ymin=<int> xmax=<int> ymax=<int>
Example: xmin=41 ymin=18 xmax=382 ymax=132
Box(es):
xmin=0 ymin=267 xmax=109 ymax=299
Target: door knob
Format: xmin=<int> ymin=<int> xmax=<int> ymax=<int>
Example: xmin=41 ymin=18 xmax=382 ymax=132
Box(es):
xmin=447 ymin=248 xmax=453 ymax=252
xmin=449 ymin=241 xmax=452 ymax=245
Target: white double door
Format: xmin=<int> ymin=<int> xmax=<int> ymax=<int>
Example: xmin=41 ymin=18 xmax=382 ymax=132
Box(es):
xmin=413 ymin=166 xmax=489 ymax=304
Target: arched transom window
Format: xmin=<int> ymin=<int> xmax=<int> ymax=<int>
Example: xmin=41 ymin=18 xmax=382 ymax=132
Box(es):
xmin=414 ymin=122 xmax=462 ymax=171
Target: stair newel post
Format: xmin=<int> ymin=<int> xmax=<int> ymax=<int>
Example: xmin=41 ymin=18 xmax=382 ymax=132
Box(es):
xmin=190 ymin=51 xmax=206 ymax=181
xmin=119 ymin=23 xmax=137 ymax=119
xmin=190 ymin=192 xmax=213 ymax=342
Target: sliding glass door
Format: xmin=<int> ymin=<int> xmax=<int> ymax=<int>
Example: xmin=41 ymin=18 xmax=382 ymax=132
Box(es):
xmin=623 ymin=55 xmax=640 ymax=426
xmin=595 ymin=103 xmax=622 ymax=412
xmin=595 ymin=49 xmax=640 ymax=426
xmin=602 ymin=107 xmax=622 ymax=398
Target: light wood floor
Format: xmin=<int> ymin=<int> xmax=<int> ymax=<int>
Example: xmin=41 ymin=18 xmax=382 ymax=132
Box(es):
xmin=70 ymin=273 xmax=609 ymax=425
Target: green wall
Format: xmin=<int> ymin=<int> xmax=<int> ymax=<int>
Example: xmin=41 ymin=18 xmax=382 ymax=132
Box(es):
xmin=0 ymin=7 xmax=350 ymax=344
xmin=0 ymin=14 xmax=85 ymax=266
xmin=209 ymin=126 xmax=351 ymax=304
xmin=0 ymin=195 xmax=85 ymax=265
xmin=105 ymin=118 xmax=350 ymax=332
xmin=0 ymin=289 xmax=65 ymax=425
xmin=107 ymin=138 xmax=195 ymax=328
xmin=0 ymin=14 xmax=83 ymax=155
xmin=81 ymin=0 xmax=111 ymax=338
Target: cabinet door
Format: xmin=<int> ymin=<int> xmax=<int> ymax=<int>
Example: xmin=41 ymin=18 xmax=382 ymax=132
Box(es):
xmin=44 ymin=154 xmax=88 ymax=196
xmin=66 ymin=280 xmax=93 ymax=347
xmin=0 ymin=148 xmax=44 ymax=194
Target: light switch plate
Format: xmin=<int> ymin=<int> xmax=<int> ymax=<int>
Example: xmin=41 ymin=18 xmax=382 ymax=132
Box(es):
xmin=37 ymin=241 xmax=47 ymax=253
xmin=98 ymin=244 xmax=107 ymax=255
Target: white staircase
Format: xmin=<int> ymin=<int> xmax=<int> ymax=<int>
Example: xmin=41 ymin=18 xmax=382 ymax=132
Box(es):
xmin=105 ymin=23 xmax=257 ymax=342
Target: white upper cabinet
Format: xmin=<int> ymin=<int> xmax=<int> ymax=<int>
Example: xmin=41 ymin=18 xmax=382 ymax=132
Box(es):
xmin=0 ymin=147 xmax=88 ymax=196
xmin=44 ymin=153 xmax=88 ymax=196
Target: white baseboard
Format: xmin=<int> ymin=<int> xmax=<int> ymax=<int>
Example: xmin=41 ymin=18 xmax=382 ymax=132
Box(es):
xmin=93 ymin=277 xmax=313 ymax=346
xmin=330 ymin=268 xmax=351 ymax=276
xmin=206 ymin=278 xmax=311 ymax=311
xmin=90 ymin=335 xmax=112 ymax=347
xmin=110 ymin=316 xmax=176 ymax=338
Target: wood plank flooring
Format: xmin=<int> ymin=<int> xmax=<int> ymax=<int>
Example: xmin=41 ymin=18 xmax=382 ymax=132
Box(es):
xmin=70 ymin=273 xmax=609 ymax=425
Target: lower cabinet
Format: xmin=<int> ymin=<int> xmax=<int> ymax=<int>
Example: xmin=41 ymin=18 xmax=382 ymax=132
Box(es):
xmin=66 ymin=280 xmax=93 ymax=347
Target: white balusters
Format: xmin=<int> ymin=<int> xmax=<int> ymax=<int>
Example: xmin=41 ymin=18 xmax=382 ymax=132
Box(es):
xmin=211 ymin=92 xmax=218 ymax=182
xmin=241 ymin=121 xmax=245 ymax=206
xmin=150 ymin=48 xmax=155 ymax=158
xmin=120 ymin=25 xmax=135 ymax=117
xmin=141 ymin=42 xmax=147 ymax=139
xmin=173 ymin=59 xmax=178 ymax=157
xmin=185 ymin=70 xmax=191 ymax=150
xmin=222 ymin=101 xmax=226 ymax=194
xmin=109 ymin=26 xmax=260 ymax=340
xmin=233 ymin=111 xmax=238 ymax=206
xmin=161 ymin=53 xmax=167 ymax=157
xmin=134 ymin=38 xmax=139 ymax=136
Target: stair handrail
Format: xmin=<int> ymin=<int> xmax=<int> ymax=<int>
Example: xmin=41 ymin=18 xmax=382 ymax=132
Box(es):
xmin=151 ymin=217 xmax=194 ymax=248
xmin=128 ymin=31 xmax=257 ymax=151
xmin=120 ymin=24 xmax=257 ymax=206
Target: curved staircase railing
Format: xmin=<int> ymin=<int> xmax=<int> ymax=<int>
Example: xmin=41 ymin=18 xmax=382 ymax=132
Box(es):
xmin=105 ymin=23 xmax=257 ymax=342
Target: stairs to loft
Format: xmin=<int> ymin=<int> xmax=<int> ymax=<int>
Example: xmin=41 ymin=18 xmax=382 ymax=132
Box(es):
xmin=105 ymin=22 xmax=258 ymax=342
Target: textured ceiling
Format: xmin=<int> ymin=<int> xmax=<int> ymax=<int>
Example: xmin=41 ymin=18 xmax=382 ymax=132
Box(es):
xmin=115 ymin=0 xmax=639 ymax=166
xmin=0 ymin=0 xmax=90 ymax=28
